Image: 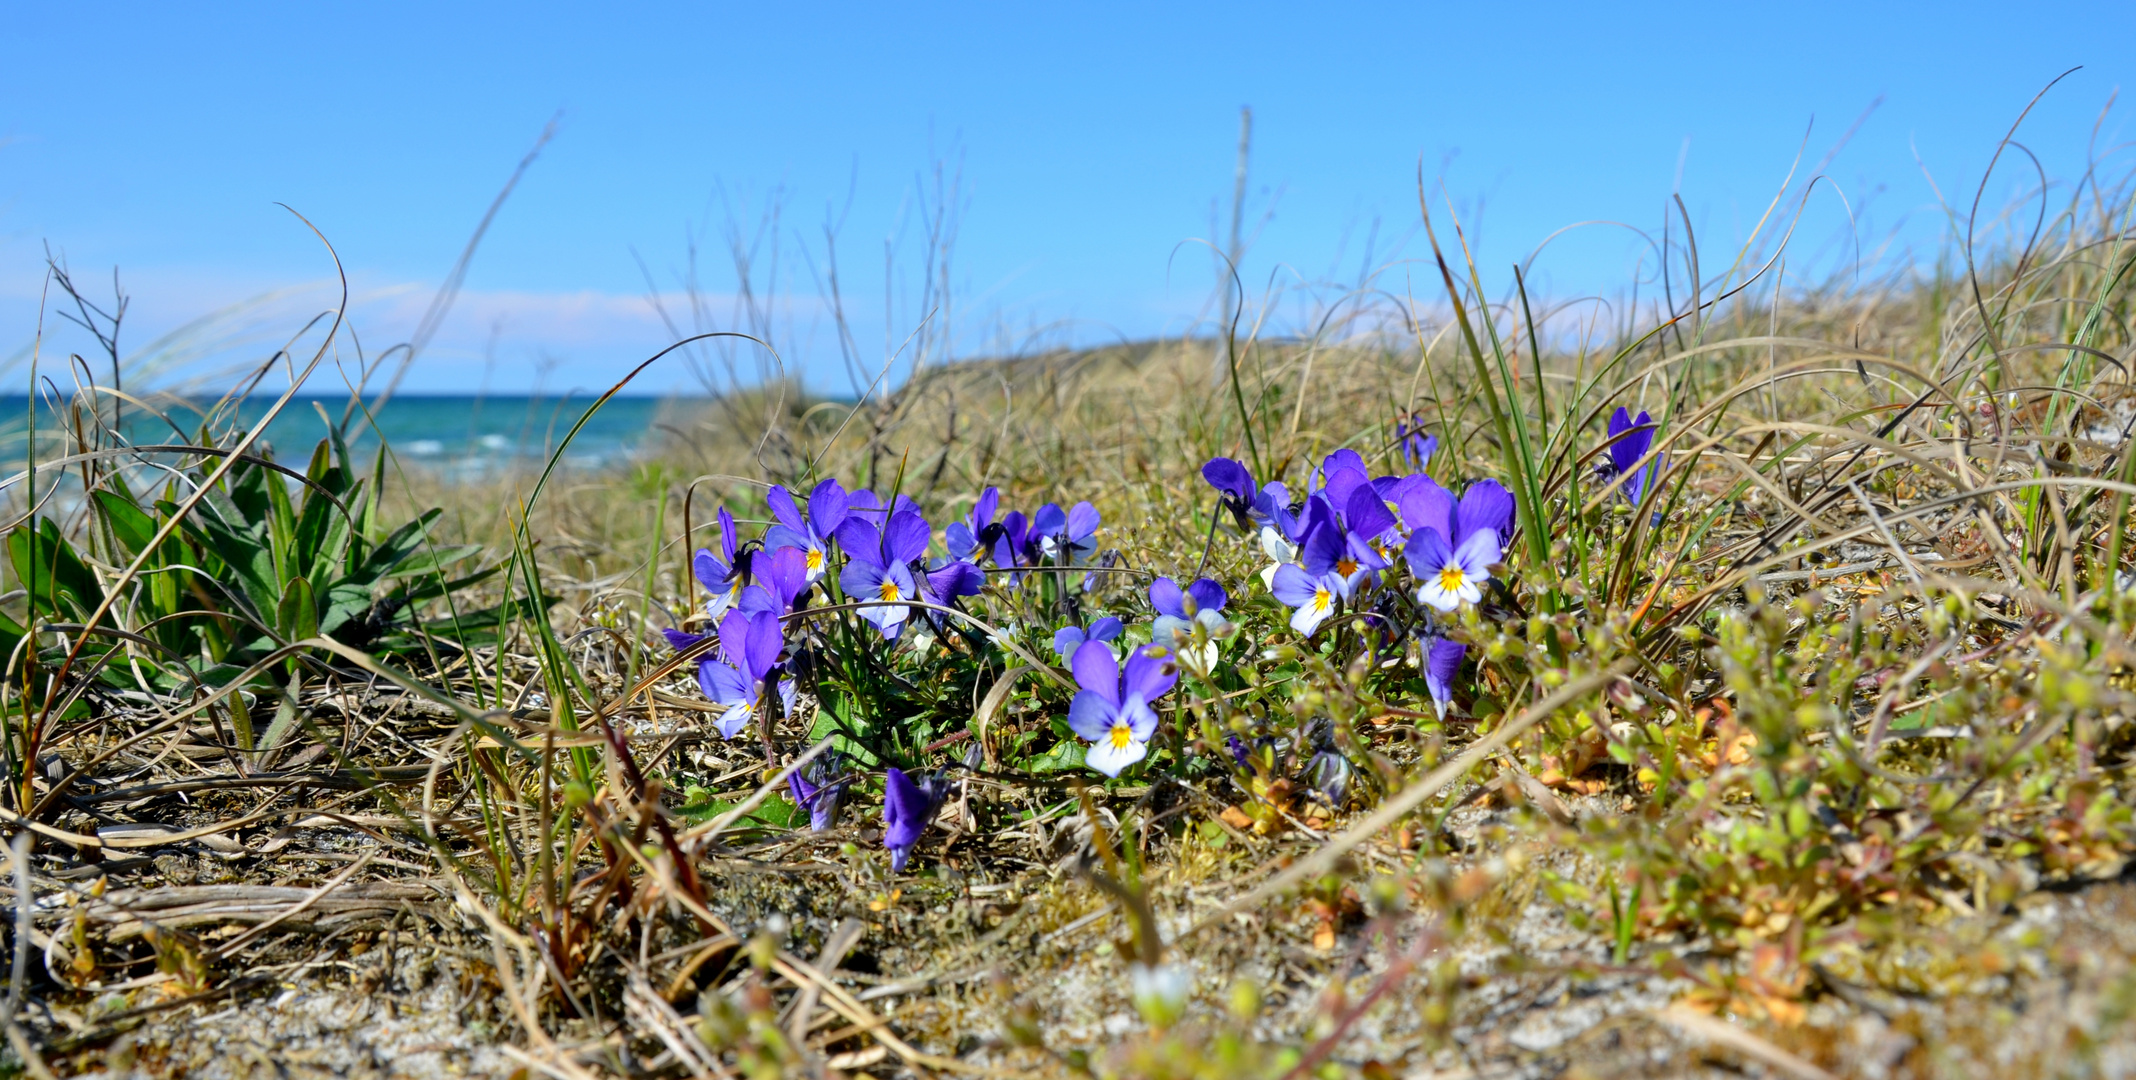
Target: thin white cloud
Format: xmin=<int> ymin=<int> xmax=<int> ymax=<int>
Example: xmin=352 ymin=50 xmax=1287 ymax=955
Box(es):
xmin=0 ymin=263 xmax=841 ymax=393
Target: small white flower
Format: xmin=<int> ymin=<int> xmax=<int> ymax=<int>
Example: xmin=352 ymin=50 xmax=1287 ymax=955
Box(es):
xmin=1129 ymin=962 xmax=1192 ymax=1028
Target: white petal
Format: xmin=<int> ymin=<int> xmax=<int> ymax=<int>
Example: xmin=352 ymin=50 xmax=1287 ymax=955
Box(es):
xmin=1258 ymin=563 xmax=1282 ymax=592
xmin=716 ymin=703 xmax=753 ymax=739
xmin=1290 ymin=601 xmax=1330 ymax=636
xmin=1151 ymin=615 xmax=1194 ymax=649
xmin=1415 ymin=583 xmax=1458 ymax=612
xmin=1189 ymin=641 xmax=1220 ymax=673
xmin=1084 ymin=736 xmax=1148 ymax=777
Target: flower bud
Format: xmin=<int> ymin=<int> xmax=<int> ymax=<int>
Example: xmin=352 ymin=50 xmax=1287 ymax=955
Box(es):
xmin=1130 ymin=962 xmax=1192 ymax=1028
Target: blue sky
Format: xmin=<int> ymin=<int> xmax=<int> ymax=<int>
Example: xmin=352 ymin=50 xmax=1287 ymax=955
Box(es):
xmin=3 ymin=2 xmax=2132 ymax=395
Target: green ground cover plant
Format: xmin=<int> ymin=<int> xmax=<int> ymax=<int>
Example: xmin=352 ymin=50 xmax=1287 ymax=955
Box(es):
xmin=1 ymin=108 xmax=2135 ymax=1078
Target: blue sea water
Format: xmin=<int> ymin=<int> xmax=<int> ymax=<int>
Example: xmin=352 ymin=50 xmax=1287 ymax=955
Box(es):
xmin=0 ymin=393 xmax=696 ymax=479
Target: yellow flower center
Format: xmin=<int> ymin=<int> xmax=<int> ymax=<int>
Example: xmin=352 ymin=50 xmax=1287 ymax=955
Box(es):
xmin=878 ymin=580 xmax=902 ymax=602
xmin=806 ymin=548 xmax=824 ymax=572
xmin=1336 ymin=557 xmax=1359 ymax=577
xmin=1312 ymin=587 xmax=1332 ymax=611
xmin=1109 ymin=722 xmax=1134 ymax=749
xmin=1438 ymin=565 xmax=1467 ymax=592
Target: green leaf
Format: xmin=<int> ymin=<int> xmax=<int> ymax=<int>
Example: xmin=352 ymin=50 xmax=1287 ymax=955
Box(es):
xmin=1023 ymin=739 xmax=1088 ymax=774
xmin=291 ymin=473 xmax=338 ymax=574
xmin=185 ymin=511 xmax=278 ymax=619
xmin=358 ymin=508 xmax=443 ymax=581
xmin=9 ymin=519 xmax=105 ymax=620
xmin=227 ymin=679 xmax=256 ymax=752
xmin=677 ymin=791 xmax=804 ymax=830
xmin=92 ymin=490 xmax=160 ymax=560
xmin=0 ymin=610 xmax=27 ymax=667
xmin=317 ymin=582 xmax=373 ymax=636
xmin=277 ymin=576 xmax=318 ymax=643
xmin=228 ymin=457 xmax=273 ymax=525
xmin=260 ymin=674 xmax=306 ymax=754
xmin=385 ymin=543 xmax=482 ymax=581
xmin=807 ymin=692 xmax=882 ymax=765
xmin=265 ymin=456 xmax=299 ymax=587
xmin=398 ymin=559 xmax=504 ymax=605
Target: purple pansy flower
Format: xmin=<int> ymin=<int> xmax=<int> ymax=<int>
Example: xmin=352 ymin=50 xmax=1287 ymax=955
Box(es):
xmin=1149 ymin=576 xmax=1229 ymax=649
xmin=835 ymin=510 xmax=932 ymax=639
xmin=1303 ymin=747 xmax=1354 ymax=807
xmin=1326 ymin=486 xmax=1400 ymax=589
xmin=1201 ymin=456 xmax=1308 ymax=571
xmin=693 ymin=610 xmax=791 ymax=739
xmin=917 ymin=558 xmax=986 ymax=630
xmin=1270 ymin=560 xmax=1345 ymax=637
xmin=1030 ymin=501 xmax=1101 ymax=565
xmin=988 ymin=509 xmax=1033 ymax=587
xmin=660 ymin=626 xmax=711 ymax=659
xmin=1318 ymin=465 xmax=1377 ymax=518
xmin=1053 ymin=615 xmax=1124 ymax=658
xmin=1310 ymin=448 xmax=1372 ymax=498
xmin=738 ymin=545 xmax=811 ymax=618
xmin=1201 ymin=457 xmax=1260 ymax=529
xmin=1065 ymin=641 xmax=1179 ymax=777
xmin=1249 ymin=483 xmax=1310 ymax=582
xmin=1203 ymin=458 xmax=1306 ymax=565
xmin=840 ymin=559 xmax=918 ymax=638
xmin=1424 ymin=636 xmax=1466 ymax=720
xmin=788 ymin=752 xmax=851 ymax=832
xmin=883 ymin=767 xmax=950 ymax=871
xmin=1406 ymin=526 xmax=1500 ymax=612
xmin=1396 ymin=414 xmax=1438 ymax=474
xmin=1396 ymin=478 xmax=1515 ymax=552
xmin=763 ymin=479 xmax=851 ymax=585
xmin=1202 ymin=458 xmax=1255 ymax=503
xmin=1253 ymin=481 xmax=1298 ymax=541
xmin=691 ymin=507 xmax=752 ymax=620
xmin=1604 ymin=407 xmax=1660 ymax=508
xmin=945 ymin=487 xmax=1000 ymax=561
xmin=1296 ymin=512 xmax=1388 ymax=602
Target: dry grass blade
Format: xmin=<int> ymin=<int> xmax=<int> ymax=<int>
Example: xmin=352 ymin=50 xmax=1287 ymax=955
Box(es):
xmin=624 ymin=967 xmax=728 ymax=1079
xmin=203 ymin=852 xmax=374 ymax=960
xmin=771 ymin=952 xmax=1033 ymax=1078
xmin=1656 ymin=1003 xmax=1840 ymax=1080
